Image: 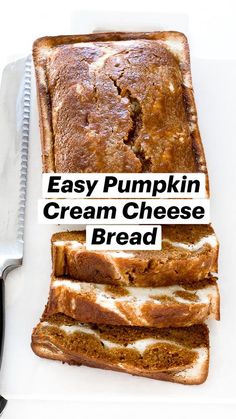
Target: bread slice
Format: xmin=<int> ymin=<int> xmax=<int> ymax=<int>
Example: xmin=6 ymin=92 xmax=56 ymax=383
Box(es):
xmin=31 ymin=314 xmax=209 ymax=384
xmin=44 ymin=276 xmax=219 ymax=328
xmin=33 ymin=31 xmax=208 ymax=189
xmin=32 ymin=315 xmax=209 ymax=384
xmin=52 ymin=225 xmax=218 ymax=287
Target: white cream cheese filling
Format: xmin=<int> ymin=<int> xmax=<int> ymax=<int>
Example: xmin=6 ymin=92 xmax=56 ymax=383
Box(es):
xmin=52 ymin=279 xmax=217 ymax=307
xmin=51 ymin=279 xmax=218 ymax=325
xmin=41 ymin=321 xmax=204 ymax=358
xmin=41 ymin=321 xmax=159 ymax=353
xmin=162 ymin=234 xmax=218 ymax=252
xmin=89 ymin=47 xmax=118 ymax=71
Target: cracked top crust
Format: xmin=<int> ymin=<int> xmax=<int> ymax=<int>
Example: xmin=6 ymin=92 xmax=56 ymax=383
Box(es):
xmin=33 ymin=32 xmax=208 ymax=176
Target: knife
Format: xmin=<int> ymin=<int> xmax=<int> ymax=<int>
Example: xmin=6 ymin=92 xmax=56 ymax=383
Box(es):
xmin=0 ymin=56 xmax=31 ymax=412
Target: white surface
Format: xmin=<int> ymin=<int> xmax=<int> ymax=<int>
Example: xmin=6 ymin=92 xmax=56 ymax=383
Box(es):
xmin=2 ymin=400 xmax=236 ymax=419
xmin=0 ymin=0 xmax=235 ymax=412
xmin=1 ymin=0 xmax=236 ymax=72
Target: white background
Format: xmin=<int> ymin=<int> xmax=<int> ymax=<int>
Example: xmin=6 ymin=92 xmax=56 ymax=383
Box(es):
xmin=0 ymin=0 xmax=236 ymax=417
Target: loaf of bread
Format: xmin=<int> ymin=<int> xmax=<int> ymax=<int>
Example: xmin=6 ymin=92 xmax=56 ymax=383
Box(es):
xmin=33 ymin=31 xmax=208 ymax=180
xmin=44 ymin=276 xmax=219 ymax=328
xmin=31 ymin=31 xmax=219 ymax=385
xmin=31 ymin=314 xmax=209 ymax=385
xmin=52 ymin=225 xmax=218 ymax=287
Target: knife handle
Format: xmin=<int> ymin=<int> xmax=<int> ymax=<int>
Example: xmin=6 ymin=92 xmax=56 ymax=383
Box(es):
xmin=0 ymin=277 xmax=7 ymax=413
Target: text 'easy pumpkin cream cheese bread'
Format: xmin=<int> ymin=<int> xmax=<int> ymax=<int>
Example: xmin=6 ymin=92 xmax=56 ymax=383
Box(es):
xmin=31 ymin=315 xmax=209 ymax=385
xmin=33 ymin=31 xmax=208 ymax=180
xmin=52 ymin=225 xmax=218 ymax=286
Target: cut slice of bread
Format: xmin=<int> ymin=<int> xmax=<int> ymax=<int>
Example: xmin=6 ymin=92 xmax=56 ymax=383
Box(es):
xmin=44 ymin=276 xmax=220 ymax=328
xmin=52 ymin=225 xmax=219 ymax=287
xmin=31 ymin=314 xmax=209 ymax=385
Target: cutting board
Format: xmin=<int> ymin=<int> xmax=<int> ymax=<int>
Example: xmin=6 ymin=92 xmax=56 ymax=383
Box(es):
xmin=0 ymin=14 xmax=235 ymax=403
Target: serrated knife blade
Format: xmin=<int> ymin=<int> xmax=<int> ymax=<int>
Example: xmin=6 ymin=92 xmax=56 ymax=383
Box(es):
xmin=0 ymin=56 xmax=31 ymax=411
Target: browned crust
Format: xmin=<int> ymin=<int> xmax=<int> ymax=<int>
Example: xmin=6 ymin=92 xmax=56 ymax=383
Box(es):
xmin=31 ymin=336 xmax=209 ymax=385
xmin=51 ymin=226 xmax=219 ymax=287
xmin=33 ymin=31 xmax=209 ymax=193
xmin=43 ymin=276 xmax=220 ymax=327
